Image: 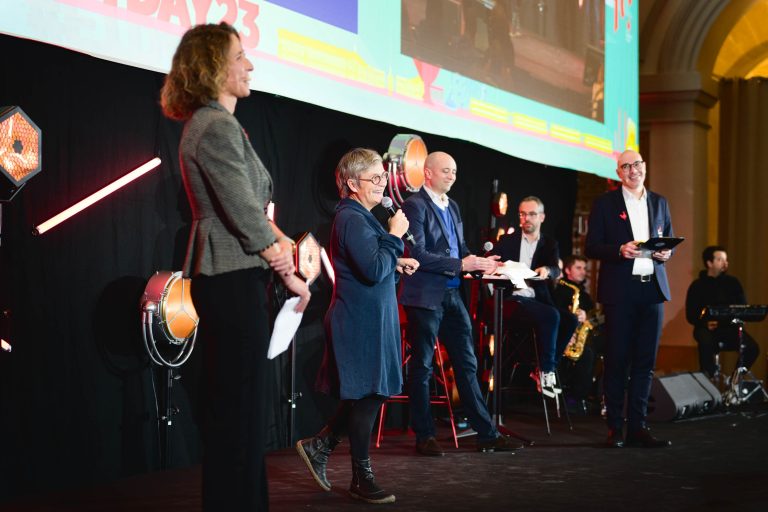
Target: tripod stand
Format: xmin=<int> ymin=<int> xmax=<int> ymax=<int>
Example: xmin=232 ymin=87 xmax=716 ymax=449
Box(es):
xmin=702 ymin=304 xmax=768 ymax=406
xmin=722 ymin=318 xmax=768 ymax=405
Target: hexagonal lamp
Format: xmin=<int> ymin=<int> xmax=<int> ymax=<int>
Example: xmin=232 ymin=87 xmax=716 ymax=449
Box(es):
xmin=295 ymin=232 xmax=322 ymax=285
xmin=0 ymin=106 xmax=42 ymax=202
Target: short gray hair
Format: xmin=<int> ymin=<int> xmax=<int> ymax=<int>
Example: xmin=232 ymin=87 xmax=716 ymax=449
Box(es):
xmin=520 ymin=195 xmax=545 ymax=212
xmin=335 ymin=148 xmax=383 ymax=198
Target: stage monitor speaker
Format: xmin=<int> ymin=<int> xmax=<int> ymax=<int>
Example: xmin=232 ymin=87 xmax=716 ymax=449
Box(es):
xmin=647 ymin=372 xmax=722 ymax=421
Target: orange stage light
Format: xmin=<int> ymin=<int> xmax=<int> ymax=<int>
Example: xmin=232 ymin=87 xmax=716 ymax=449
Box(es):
xmin=0 ymin=106 xmax=42 ymax=202
xmin=33 ymin=157 xmax=161 ymax=235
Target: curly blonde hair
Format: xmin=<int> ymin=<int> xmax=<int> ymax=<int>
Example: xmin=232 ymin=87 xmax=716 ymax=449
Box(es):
xmin=335 ymin=148 xmax=383 ymax=198
xmin=160 ymin=23 xmax=239 ymax=121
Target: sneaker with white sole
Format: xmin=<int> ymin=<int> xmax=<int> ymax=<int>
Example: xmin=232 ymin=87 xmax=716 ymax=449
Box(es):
xmin=540 ymin=371 xmax=562 ymax=398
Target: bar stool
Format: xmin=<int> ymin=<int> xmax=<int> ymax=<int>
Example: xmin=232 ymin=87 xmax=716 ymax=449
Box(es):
xmin=375 ymin=336 xmax=459 ymax=448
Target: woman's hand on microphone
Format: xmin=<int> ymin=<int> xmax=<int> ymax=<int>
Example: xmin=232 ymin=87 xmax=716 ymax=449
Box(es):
xmin=388 ymin=210 xmax=410 ymax=239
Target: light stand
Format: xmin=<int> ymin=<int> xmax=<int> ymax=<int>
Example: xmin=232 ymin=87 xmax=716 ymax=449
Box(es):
xmin=140 ymin=271 xmax=199 ymax=469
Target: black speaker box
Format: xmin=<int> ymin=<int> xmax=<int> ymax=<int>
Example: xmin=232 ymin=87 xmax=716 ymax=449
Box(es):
xmin=647 ymin=372 xmax=722 ymax=421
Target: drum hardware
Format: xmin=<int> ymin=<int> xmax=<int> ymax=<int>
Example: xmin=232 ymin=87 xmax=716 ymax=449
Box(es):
xmin=140 ymin=270 xmax=199 ymax=469
xmin=383 ymin=134 xmax=427 ymax=207
xmin=701 ymin=305 xmax=768 ymax=406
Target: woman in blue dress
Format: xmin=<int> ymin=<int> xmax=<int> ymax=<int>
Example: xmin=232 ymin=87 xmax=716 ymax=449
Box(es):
xmin=297 ymin=148 xmax=418 ymax=504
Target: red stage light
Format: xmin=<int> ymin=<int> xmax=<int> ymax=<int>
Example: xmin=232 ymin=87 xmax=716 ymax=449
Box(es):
xmin=33 ymin=157 xmax=161 ymax=235
xmin=0 ymin=106 xmax=42 ymax=202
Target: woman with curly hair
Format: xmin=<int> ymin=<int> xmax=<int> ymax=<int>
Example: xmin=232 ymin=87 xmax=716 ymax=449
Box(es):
xmin=161 ymin=23 xmax=310 ymax=511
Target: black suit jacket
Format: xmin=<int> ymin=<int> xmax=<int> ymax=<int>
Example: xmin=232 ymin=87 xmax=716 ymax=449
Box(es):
xmin=490 ymin=230 xmax=561 ymax=306
xmin=585 ymin=188 xmax=673 ymax=304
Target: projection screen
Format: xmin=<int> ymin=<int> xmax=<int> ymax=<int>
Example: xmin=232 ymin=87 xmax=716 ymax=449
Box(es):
xmin=0 ymin=0 xmax=639 ymax=178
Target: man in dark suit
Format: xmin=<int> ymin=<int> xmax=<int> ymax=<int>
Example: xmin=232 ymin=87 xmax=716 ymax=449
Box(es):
xmin=399 ymin=151 xmax=521 ymax=456
xmin=490 ymin=196 xmax=577 ymax=398
xmin=585 ymin=149 xmax=674 ymax=448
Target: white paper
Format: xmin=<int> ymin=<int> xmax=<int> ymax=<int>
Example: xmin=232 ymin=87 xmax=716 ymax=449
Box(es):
xmin=494 ymin=260 xmax=538 ymax=289
xmin=267 ymin=297 xmax=304 ymax=359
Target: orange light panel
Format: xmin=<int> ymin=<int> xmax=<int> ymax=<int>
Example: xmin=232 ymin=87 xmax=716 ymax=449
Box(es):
xmin=295 ymin=232 xmax=322 ymax=285
xmin=34 ymin=157 xmax=161 ymax=235
xmin=0 ymin=106 xmax=42 ymax=201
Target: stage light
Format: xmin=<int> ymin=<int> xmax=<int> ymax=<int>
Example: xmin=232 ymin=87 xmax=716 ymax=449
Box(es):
xmin=491 ymin=192 xmax=508 ymax=217
xmin=384 ymin=134 xmax=427 ymax=207
xmin=0 ymin=106 xmax=42 ymax=202
xmin=33 ymin=157 xmax=161 ymax=235
xmin=141 ymin=271 xmax=198 ymax=368
xmin=295 ymin=232 xmax=322 ymax=285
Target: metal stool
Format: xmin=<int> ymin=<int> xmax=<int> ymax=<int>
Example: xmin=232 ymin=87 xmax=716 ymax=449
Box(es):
xmin=376 ymin=337 xmax=459 ymax=448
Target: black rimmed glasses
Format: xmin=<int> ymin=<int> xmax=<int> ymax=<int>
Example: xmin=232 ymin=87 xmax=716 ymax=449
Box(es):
xmin=619 ymin=160 xmax=644 ymax=171
xmin=357 ymin=171 xmax=389 ymax=185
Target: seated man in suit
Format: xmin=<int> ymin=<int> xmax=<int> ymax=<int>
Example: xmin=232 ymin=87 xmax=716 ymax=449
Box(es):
xmin=685 ymin=245 xmax=759 ymax=379
xmin=490 ymin=196 xmax=577 ymax=398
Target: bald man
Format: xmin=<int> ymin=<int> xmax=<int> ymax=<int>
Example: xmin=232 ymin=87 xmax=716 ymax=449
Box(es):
xmin=399 ymin=151 xmax=521 ymax=456
xmin=586 ymin=149 xmax=674 ymax=449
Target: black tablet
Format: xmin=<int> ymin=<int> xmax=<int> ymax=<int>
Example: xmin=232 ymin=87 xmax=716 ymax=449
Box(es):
xmin=637 ymin=237 xmax=685 ymax=250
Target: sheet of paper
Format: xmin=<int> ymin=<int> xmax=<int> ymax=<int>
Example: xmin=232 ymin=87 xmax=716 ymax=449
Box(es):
xmin=494 ymin=260 xmax=538 ymax=289
xmin=267 ymin=297 xmax=303 ymax=360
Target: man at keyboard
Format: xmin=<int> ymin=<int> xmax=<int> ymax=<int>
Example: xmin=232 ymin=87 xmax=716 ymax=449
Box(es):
xmin=685 ymin=246 xmax=759 ymax=379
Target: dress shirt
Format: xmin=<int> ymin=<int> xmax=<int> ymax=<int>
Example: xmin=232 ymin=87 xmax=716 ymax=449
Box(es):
xmin=622 ymin=186 xmax=654 ymax=276
xmin=424 ymin=185 xmax=450 ymax=210
xmin=513 ymin=232 xmax=539 ymax=298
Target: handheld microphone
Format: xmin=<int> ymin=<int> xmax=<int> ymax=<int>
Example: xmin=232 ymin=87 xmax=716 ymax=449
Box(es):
xmin=381 ymin=197 xmax=415 ymax=246
xmin=470 ymin=241 xmax=496 ymax=278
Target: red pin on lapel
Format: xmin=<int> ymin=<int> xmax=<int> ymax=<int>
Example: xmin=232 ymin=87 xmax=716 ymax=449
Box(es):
xmin=619 ymin=211 xmax=627 ymax=220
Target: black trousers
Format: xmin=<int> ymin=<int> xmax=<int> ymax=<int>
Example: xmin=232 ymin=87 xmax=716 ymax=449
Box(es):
xmin=192 ymin=267 xmax=271 ymax=512
xmin=603 ymin=279 xmax=664 ymax=432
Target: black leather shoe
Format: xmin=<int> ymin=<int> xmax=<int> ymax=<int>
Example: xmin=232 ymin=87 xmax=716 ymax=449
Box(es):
xmin=415 ymin=436 xmax=445 ymax=456
xmin=606 ymin=428 xmax=624 ymax=448
xmin=477 ymin=435 xmax=523 ymax=453
xmin=625 ymin=428 xmax=671 ymax=448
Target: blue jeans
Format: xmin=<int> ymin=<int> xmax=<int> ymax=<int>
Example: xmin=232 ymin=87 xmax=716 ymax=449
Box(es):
xmin=404 ymin=289 xmax=497 ymax=443
xmin=504 ymin=296 xmax=576 ymax=373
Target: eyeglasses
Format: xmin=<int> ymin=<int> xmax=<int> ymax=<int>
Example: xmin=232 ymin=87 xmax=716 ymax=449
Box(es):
xmin=619 ymin=160 xmax=644 ymax=171
xmin=357 ymin=171 xmax=389 ymax=185
xmin=518 ymin=211 xmax=541 ymax=219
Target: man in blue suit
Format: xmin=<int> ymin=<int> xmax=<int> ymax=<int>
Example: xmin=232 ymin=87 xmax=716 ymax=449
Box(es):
xmin=399 ymin=151 xmax=521 ymax=456
xmin=585 ymin=149 xmax=674 ymax=448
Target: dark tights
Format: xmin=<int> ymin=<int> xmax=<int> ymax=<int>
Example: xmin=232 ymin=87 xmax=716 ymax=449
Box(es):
xmin=325 ymin=395 xmax=385 ymax=459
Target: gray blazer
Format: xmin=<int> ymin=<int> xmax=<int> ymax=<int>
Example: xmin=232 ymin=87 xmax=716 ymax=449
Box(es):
xmin=180 ymin=101 xmax=275 ymax=277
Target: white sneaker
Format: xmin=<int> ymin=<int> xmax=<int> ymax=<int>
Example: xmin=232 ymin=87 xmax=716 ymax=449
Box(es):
xmin=541 ymin=371 xmax=562 ymax=398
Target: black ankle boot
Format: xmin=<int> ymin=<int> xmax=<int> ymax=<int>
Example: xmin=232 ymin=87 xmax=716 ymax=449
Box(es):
xmin=295 ymin=429 xmax=340 ymax=491
xmin=348 ymin=457 xmax=395 ymax=504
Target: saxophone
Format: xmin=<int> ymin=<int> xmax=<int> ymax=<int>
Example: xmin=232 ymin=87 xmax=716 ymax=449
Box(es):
xmin=560 ymin=279 xmax=593 ymax=361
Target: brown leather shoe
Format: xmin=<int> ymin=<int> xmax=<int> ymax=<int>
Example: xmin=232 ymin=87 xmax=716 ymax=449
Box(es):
xmin=625 ymin=428 xmax=671 ymax=448
xmin=477 ymin=434 xmax=523 ymax=453
xmin=606 ymin=428 xmax=624 ymax=448
xmin=415 ymin=436 xmax=445 ymax=456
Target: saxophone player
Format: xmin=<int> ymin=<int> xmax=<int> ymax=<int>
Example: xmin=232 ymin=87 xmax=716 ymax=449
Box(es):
xmin=553 ymin=255 xmax=603 ymax=415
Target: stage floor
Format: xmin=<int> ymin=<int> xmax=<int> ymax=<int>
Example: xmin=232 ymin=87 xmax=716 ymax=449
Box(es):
xmin=4 ymin=404 xmax=767 ymax=512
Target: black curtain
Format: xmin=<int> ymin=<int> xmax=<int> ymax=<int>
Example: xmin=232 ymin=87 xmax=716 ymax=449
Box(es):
xmin=0 ymin=33 xmax=577 ymax=502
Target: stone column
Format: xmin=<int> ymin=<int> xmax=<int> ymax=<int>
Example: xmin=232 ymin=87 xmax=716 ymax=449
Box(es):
xmin=639 ymin=72 xmax=718 ymax=350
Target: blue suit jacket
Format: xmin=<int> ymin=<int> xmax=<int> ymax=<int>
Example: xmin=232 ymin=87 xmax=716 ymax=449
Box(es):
xmin=399 ymin=188 xmax=469 ymax=310
xmin=585 ymin=188 xmax=674 ymax=304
